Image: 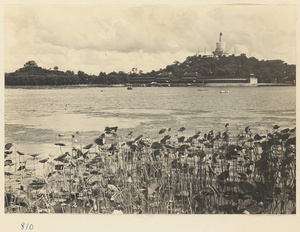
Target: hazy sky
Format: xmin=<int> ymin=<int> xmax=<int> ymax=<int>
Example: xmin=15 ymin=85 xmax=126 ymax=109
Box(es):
xmin=4 ymin=4 xmax=296 ymax=74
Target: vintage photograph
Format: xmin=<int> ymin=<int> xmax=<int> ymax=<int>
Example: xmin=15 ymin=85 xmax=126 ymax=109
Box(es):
xmin=3 ymin=4 xmax=296 ymax=216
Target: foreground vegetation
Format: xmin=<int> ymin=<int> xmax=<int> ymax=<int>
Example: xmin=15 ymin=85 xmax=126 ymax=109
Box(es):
xmin=4 ymin=125 xmax=296 ymax=214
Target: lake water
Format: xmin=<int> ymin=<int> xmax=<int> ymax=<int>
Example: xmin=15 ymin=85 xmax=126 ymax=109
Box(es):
xmin=4 ymin=86 xmax=296 ymax=158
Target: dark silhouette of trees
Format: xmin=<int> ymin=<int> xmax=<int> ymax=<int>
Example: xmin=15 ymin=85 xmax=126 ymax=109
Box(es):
xmin=24 ymin=60 xmax=38 ymax=68
xmin=5 ymin=56 xmax=296 ymax=86
xmin=143 ymin=54 xmax=295 ymax=84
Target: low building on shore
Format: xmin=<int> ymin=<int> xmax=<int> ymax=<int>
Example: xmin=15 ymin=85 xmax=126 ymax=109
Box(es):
xmin=128 ymin=73 xmax=258 ymax=87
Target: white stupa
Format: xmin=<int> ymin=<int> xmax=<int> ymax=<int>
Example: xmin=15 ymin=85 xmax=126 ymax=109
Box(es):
xmin=213 ymin=32 xmax=229 ymax=57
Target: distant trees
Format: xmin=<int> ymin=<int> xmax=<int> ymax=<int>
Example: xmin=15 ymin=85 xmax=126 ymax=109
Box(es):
xmin=5 ymin=60 xmax=132 ymax=86
xmin=24 ymin=60 xmax=38 ymax=68
xmin=77 ymin=70 xmax=88 ymax=84
xmin=142 ymin=54 xmax=295 ymax=84
xmin=4 ymin=56 xmax=296 ymax=86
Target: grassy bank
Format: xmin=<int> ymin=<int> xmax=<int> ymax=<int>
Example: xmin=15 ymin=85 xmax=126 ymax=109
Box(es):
xmin=4 ymin=124 xmax=296 ymax=214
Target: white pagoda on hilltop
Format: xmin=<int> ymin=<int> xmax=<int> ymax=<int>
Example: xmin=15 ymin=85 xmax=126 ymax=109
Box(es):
xmin=213 ymin=32 xmax=229 ymax=57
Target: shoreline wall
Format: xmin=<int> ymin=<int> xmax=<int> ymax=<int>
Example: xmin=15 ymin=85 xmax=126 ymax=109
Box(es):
xmin=4 ymin=83 xmax=294 ymax=89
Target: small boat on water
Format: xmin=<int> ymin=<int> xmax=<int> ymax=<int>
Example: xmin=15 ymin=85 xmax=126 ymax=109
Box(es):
xmin=220 ymin=90 xmax=230 ymax=93
xmin=198 ymin=88 xmax=208 ymax=91
xmin=127 ymin=84 xmax=133 ymax=90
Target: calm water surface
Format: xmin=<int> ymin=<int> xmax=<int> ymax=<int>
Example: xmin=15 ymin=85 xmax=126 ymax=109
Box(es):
xmin=5 ymin=86 xmax=296 ymax=157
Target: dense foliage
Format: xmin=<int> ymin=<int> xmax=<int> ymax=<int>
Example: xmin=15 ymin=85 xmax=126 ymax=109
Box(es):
xmin=5 ymin=125 xmax=296 ymax=214
xmin=146 ymin=54 xmax=296 ymax=84
xmin=5 ymin=61 xmax=128 ymax=86
xmin=5 ymin=54 xmax=296 ymax=86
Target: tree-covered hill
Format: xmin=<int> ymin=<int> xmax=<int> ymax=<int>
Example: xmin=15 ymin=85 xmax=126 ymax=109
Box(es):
xmin=141 ymin=54 xmax=296 ymax=84
xmin=5 ymin=61 xmax=129 ymax=86
xmin=5 ymin=54 xmax=296 ymax=86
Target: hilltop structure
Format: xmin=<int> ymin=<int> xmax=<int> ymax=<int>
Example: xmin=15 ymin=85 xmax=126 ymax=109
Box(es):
xmin=128 ymin=32 xmax=260 ymax=86
xmin=212 ymin=32 xmax=230 ymax=57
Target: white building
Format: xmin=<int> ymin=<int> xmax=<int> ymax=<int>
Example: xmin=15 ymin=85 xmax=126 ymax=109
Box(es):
xmin=249 ymin=73 xmax=258 ymax=85
xmin=212 ymin=32 xmax=230 ymax=57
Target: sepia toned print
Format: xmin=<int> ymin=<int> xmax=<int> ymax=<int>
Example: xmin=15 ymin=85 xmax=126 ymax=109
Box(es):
xmin=4 ymin=4 xmax=296 ymax=215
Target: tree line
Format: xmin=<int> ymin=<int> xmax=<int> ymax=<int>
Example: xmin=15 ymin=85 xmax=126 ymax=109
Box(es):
xmin=5 ymin=54 xmax=296 ymax=86
xmin=5 ymin=61 xmax=129 ymax=86
xmin=156 ymin=54 xmax=296 ymax=84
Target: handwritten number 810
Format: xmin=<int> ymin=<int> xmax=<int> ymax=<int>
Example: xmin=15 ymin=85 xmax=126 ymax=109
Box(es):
xmin=21 ymin=222 xmax=34 ymax=230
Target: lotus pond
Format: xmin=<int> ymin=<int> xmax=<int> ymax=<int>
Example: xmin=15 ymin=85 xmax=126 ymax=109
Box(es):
xmin=4 ymin=125 xmax=296 ymax=214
